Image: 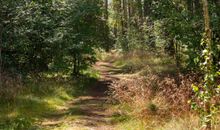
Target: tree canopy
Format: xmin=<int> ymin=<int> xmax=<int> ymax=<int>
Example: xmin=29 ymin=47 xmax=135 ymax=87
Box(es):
xmin=0 ymin=0 xmax=220 ymax=129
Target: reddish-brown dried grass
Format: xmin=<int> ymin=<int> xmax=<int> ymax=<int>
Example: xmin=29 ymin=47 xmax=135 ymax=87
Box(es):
xmin=108 ymin=72 xmax=201 ymax=118
xmin=0 ymin=72 xmax=22 ymax=101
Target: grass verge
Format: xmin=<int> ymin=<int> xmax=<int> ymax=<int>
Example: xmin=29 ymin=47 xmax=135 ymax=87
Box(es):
xmin=0 ymin=68 xmax=100 ymax=130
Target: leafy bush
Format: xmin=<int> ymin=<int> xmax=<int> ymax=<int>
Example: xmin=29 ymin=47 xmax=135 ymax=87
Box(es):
xmin=0 ymin=116 xmax=34 ymax=130
xmin=1 ymin=0 xmax=111 ymax=77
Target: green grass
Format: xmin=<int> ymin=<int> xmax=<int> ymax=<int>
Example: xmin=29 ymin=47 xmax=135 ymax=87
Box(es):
xmin=115 ymin=119 xmax=146 ymax=130
xmin=0 ymin=80 xmax=73 ymax=129
xmin=111 ymin=104 xmax=201 ymax=130
xmin=104 ymin=51 xmax=220 ymax=130
xmin=112 ymin=51 xmax=177 ymax=76
xmin=114 ymin=116 xmax=201 ymax=130
xmin=0 ymin=69 xmax=99 ymax=130
xmin=109 ymin=101 xmax=219 ymax=130
xmin=81 ymin=67 xmax=100 ymax=79
xmin=111 ymin=113 xmax=130 ymax=123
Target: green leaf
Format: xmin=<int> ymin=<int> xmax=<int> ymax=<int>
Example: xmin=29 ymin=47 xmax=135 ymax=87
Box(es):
xmin=192 ymin=84 xmax=199 ymax=92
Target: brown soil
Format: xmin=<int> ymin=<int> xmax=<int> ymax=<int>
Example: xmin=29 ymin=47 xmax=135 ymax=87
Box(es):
xmin=41 ymin=61 xmax=119 ymax=130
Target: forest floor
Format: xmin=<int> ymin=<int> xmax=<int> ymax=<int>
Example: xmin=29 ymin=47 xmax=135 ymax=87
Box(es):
xmin=41 ymin=61 xmax=121 ymax=130
xmin=2 ymin=54 xmax=219 ymax=130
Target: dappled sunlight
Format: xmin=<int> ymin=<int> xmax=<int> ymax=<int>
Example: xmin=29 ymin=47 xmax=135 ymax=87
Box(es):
xmin=1 ymin=0 xmax=220 ymax=129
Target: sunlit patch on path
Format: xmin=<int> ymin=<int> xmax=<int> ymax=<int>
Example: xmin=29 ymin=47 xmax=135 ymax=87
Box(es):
xmin=41 ymin=61 xmax=120 ymax=130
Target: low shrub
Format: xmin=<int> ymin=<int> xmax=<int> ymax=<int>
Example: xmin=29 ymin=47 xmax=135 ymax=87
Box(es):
xmin=108 ymin=73 xmax=201 ymax=118
xmin=0 ymin=116 xmax=35 ymax=130
xmin=0 ymin=73 xmax=22 ymax=102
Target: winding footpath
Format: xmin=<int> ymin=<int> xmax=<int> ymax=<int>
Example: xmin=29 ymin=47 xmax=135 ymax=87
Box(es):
xmin=42 ymin=61 xmax=120 ymax=130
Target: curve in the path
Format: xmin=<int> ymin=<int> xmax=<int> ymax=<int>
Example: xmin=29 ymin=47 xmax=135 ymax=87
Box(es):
xmin=42 ymin=61 xmax=119 ymax=130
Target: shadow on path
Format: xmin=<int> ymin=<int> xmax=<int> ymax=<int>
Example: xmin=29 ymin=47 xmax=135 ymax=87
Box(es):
xmin=41 ymin=61 xmax=119 ymax=130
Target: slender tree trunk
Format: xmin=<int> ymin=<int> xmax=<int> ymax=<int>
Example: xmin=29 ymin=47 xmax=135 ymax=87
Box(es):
xmin=113 ymin=0 xmax=121 ymax=37
xmin=194 ymin=0 xmax=201 ymax=14
xmin=0 ymin=8 xmax=3 ymax=87
xmin=202 ymin=0 xmax=212 ymax=129
xmin=128 ymin=0 xmax=132 ymax=27
xmin=136 ymin=0 xmax=143 ymax=24
xmin=73 ymin=54 xmax=81 ymax=77
xmin=187 ymin=0 xmax=193 ymax=14
xmin=104 ymin=0 xmax=111 ymax=51
xmin=213 ymin=0 xmax=220 ymax=18
xmin=0 ymin=31 xmax=2 ymax=88
xmin=143 ymin=0 xmax=152 ymax=17
xmin=122 ymin=0 xmax=128 ymax=29
xmin=104 ymin=0 xmax=108 ymax=20
xmin=119 ymin=0 xmax=125 ymax=35
xmin=202 ymin=0 xmax=212 ymax=48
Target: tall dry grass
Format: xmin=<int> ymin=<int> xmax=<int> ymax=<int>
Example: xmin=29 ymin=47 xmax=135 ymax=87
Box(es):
xmin=107 ymin=50 xmax=219 ymax=129
xmin=0 ymin=72 xmax=22 ymax=102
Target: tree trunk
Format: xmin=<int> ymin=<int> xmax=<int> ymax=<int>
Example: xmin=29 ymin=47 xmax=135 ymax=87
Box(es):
xmin=119 ymin=0 xmax=125 ymax=35
xmin=136 ymin=0 xmax=143 ymax=24
xmin=202 ymin=0 xmax=212 ymax=129
xmin=194 ymin=0 xmax=201 ymax=14
xmin=0 ymin=7 xmax=3 ymax=87
xmin=128 ymin=0 xmax=132 ymax=27
xmin=113 ymin=0 xmax=122 ymax=37
xmin=104 ymin=0 xmax=108 ymax=20
xmin=143 ymin=0 xmax=152 ymax=17
xmin=187 ymin=0 xmax=193 ymax=15
xmin=122 ymin=0 xmax=128 ymax=29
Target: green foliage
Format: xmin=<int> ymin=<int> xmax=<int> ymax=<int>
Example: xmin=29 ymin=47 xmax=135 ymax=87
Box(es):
xmin=111 ymin=113 xmax=130 ymax=123
xmin=191 ymin=16 xmax=220 ymax=128
xmin=1 ymin=0 xmax=220 ymax=129
xmin=113 ymin=51 xmax=176 ymax=75
xmin=1 ymin=0 xmax=61 ymax=74
xmin=147 ymin=103 xmax=158 ymax=113
xmin=110 ymin=0 xmax=220 ymax=71
xmin=0 ymin=73 xmax=99 ymax=129
xmin=1 ymin=0 xmax=111 ymax=77
xmin=115 ymin=118 xmax=146 ymax=130
xmin=0 ymin=116 xmax=34 ymax=130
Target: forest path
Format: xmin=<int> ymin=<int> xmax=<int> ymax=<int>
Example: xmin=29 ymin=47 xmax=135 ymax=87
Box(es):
xmin=41 ymin=61 xmax=121 ymax=130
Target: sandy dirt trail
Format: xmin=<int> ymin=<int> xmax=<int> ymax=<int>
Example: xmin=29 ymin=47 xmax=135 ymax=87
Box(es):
xmin=42 ymin=61 xmax=120 ymax=130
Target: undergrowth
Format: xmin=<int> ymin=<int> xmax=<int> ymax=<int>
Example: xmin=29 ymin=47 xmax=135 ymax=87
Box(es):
xmin=106 ymin=50 xmax=220 ymax=130
xmin=113 ymin=50 xmax=176 ymax=75
xmin=0 ymin=67 xmax=99 ymax=130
